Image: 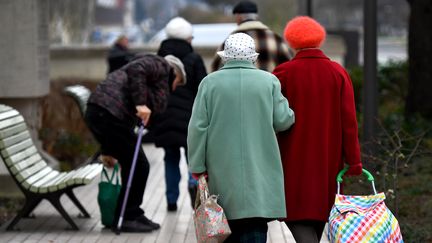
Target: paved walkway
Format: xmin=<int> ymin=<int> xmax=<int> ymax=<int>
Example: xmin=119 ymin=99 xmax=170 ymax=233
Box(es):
xmin=0 ymin=144 xmax=330 ymax=243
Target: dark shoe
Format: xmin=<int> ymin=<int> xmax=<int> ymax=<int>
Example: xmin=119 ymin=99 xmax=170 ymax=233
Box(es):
xmin=136 ymin=215 xmax=161 ymax=230
xmin=115 ymin=219 xmax=153 ymax=233
xmin=188 ymin=184 xmax=197 ymax=208
xmin=167 ymin=203 xmax=178 ymax=212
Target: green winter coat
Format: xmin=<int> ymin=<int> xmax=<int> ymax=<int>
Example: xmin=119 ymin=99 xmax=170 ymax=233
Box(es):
xmin=188 ymin=60 xmax=295 ymax=220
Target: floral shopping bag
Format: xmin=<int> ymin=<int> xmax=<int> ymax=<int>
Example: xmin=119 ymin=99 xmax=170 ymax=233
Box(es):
xmin=193 ymin=175 xmax=231 ymax=243
xmin=328 ymin=167 xmax=403 ymax=243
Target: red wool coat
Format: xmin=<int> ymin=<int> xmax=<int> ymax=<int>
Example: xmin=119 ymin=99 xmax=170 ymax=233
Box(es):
xmin=273 ymin=49 xmax=362 ymax=222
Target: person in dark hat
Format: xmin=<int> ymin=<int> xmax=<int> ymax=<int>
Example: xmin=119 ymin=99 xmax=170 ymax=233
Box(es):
xmin=232 ymin=0 xmax=258 ymax=14
xmin=211 ymin=0 xmax=291 ymax=72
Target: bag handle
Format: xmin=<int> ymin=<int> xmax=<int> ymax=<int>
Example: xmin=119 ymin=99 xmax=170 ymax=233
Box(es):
xmin=194 ymin=175 xmax=210 ymax=210
xmin=101 ymin=163 xmax=120 ymax=185
xmin=336 ymin=166 xmax=377 ymax=195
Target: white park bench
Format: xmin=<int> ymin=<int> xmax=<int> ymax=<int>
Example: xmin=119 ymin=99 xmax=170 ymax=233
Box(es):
xmin=63 ymin=84 xmax=102 ymax=163
xmin=63 ymin=85 xmax=91 ymax=116
xmin=0 ymin=104 xmax=102 ymax=230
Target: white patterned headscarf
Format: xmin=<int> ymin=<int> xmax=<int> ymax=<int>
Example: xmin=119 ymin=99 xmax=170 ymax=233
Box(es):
xmin=217 ymin=33 xmax=259 ymax=63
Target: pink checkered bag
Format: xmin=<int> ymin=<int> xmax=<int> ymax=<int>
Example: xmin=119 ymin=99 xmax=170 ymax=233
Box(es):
xmin=328 ymin=167 xmax=403 ymax=243
xmin=193 ymin=175 xmax=231 ymax=243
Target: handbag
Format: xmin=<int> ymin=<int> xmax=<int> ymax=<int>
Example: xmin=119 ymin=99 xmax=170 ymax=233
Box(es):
xmin=328 ymin=167 xmax=403 ymax=243
xmin=193 ymin=175 xmax=231 ymax=243
xmin=98 ymin=163 xmax=121 ymax=227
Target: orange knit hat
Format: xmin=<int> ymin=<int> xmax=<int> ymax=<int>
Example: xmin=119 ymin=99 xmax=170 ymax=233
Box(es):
xmin=284 ymin=16 xmax=326 ymax=49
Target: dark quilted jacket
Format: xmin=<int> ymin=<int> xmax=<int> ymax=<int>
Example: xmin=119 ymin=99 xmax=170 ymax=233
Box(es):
xmin=88 ymin=54 xmax=170 ymax=124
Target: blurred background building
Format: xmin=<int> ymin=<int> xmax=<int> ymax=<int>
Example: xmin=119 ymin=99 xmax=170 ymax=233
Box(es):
xmin=47 ymin=0 xmax=408 ymax=63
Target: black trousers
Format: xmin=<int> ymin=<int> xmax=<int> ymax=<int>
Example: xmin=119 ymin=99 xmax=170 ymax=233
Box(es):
xmin=85 ymin=104 xmax=149 ymax=221
xmin=285 ymin=220 xmax=326 ymax=243
xmin=224 ymin=218 xmax=269 ymax=243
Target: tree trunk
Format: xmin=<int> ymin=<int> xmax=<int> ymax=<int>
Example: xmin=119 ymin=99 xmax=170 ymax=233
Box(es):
xmin=405 ymin=0 xmax=432 ymax=119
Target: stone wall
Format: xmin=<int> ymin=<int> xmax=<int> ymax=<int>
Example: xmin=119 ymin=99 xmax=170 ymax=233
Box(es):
xmin=50 ymin=36 xmax=346 ymax=81
xmin=0 ymin=0 xmax=50 ymax=174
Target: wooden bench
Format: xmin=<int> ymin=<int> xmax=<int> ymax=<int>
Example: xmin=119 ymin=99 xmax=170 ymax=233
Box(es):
xmin=63 ymin=84 xmax=102 ymax=163
xmin=0 ymin=104 xmax=102 ymax=230
xmin=63 ymin=85 xmax=91 ymax=116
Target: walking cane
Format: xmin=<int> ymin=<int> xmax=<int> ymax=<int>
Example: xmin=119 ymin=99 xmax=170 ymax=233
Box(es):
xmin=115 ymin=124 xmax=145 ymax=235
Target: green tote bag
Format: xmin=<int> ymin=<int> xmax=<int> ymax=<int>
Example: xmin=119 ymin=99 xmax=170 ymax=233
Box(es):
xmin=98 ymin=163 xmax=121 ymax=227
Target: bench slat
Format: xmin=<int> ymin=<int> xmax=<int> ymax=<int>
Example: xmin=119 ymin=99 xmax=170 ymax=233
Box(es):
xmin=40 ymin=172 xmax=69 ymax=193
xmin=0 ymin=116 xmax=24 ymax=130
xmin=62 ymin=164 xmax=102 ymax=187
xmin=0 ymin=130 xmax=31 ymax=149
xmin=63 ymin=166 xmax=88 ymax=187
xmin=67 ymin=164 xmax=99 ymax=185
xmin=29 ymin=170 xmax=60 ymax=193
xmin=55 ymin=167 xmax=88 ymax=190
xmin=1 ymin=138 xmax=33 ymax=158
xmin=80 ymin=164 xmax=103 ymax=184
xmin=0 ymin=123 xmax=27 ymax=140
xmin=9 ymin=154 xmax=43 ymax=174
xmin=0 ymin=105 xmax=12 ymax=113
xmin=0 ymin=110 xmax=20 ymax=122
xmin=15 ymin=160 xmax=49 ymax=182
xmin=4 ymin=146 xmax=38 ymax=166
xmin=49 ymin=173 xmax=74 ymax=192
xmin=20 ymin=167 xmax=53 ymax=189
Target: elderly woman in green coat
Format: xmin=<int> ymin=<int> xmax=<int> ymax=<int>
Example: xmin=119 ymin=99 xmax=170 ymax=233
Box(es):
xmin=188 ymin=33 xmax=295 ymax=243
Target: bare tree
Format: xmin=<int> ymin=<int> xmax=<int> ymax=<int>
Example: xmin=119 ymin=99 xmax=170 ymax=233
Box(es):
xmin=257 ymin=0 xmax=297 ymax=34
xmin=48 ymin=0 xmax=95 ymax=44
xmin=362 ymin=120 xmax=428 ymax=215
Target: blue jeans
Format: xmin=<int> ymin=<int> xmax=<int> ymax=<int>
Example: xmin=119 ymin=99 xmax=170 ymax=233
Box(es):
xmin=164 ymin=147 xmax=197 ymax=204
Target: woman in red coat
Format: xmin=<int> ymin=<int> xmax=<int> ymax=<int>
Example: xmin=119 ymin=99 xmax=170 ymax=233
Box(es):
xmin=273 ymin=16 xmax=363 ymax=242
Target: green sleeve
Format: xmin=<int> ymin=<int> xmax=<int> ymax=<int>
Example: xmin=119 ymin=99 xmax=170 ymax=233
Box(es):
xmin=272 ymin=75 xmax=295 ymax=132
xmin=187 ymin=79 xmax=209 ymax=173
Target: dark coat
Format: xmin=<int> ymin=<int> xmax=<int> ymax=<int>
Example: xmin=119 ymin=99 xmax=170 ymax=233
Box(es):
xmin=273 ymin=49 xmax=362 ymax=222
xmin=88 ymin=54 xmax=170 ymax=125
xmin=107 ymin=44 xmax=134 ymax=73
xmin=152 ymin=39 xmax=207 ymax=148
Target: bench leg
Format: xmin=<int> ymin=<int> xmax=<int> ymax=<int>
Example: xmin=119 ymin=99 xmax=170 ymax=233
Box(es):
xmin=6 ymin=197 xmax=42 ymax=230
xmin=48 ymin=195 xmax=79 ymax=230
xmin=23 ymin=197 xmax=43 ymax=218
xmin=66 ymin=189 xmax=91 ymax=218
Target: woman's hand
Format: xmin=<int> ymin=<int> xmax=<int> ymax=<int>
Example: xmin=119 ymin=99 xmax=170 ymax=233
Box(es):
xmin=136 ymin=105 xmax=152 ymax=125
xmin=192 ymin=172 xmax=208 ymax=181
xmin=100 ymin=155 xmax=118 ymax=168
xmin=346 ymin=163 xmax=363 ymax=176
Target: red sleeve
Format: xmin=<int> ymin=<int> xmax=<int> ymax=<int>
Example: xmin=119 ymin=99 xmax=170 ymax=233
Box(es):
xmin=340 ymin=68 xmax=362 ymax=167
xmin=272 ymin=64 xmax=287 ymax=94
